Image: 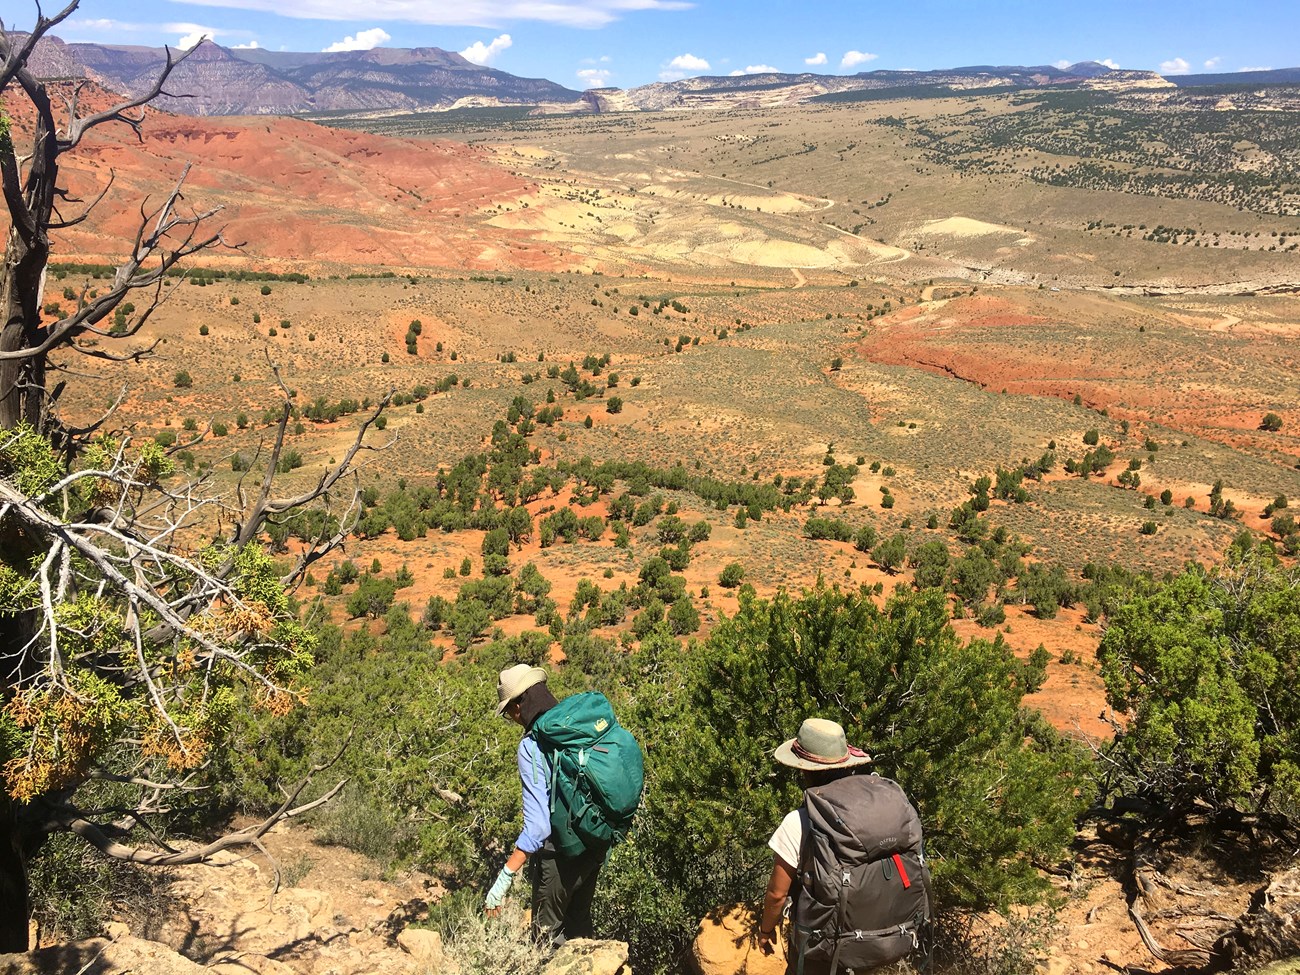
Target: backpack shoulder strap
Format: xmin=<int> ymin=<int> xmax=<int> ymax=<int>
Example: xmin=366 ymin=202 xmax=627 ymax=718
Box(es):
xmin=524 ymin=731 xmax=543 ymax=786
xmin=792 ymin=801 xmax=813 ymax=975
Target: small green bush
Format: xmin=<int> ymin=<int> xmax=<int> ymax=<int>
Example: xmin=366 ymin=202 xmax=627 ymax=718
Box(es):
xmin=718 ymin=563 xmax=745 ymax=588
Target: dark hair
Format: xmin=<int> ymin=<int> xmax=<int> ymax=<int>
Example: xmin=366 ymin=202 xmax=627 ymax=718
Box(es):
xmin=801 ymin=766 xmax=862 ymax=789
xmin=517 ymin=681 xmax=558 ymax=730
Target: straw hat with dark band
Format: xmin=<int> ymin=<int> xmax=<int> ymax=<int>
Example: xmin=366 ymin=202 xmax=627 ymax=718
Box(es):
xmin=496 ymin=664 xmax=547 ymax=715
xmin=774 ymin=718 xmax=872 ymax=771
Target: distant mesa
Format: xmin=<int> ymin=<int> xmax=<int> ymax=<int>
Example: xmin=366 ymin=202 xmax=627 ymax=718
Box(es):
xmin=24 ymin=35 xmax=583 ymax=117
xmin=22 ymin=34 xmax=1299 ymax=117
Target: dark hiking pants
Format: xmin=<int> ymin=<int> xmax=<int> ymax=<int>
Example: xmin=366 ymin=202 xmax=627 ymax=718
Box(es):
xmin=530 ymin=844 xmax=607 ymax=946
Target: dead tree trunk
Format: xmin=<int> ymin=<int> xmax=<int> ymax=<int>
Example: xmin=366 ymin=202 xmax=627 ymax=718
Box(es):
xmin=0 ymin=50 xmax=59 ymax=431
xmin=0 ymin=800 xmax=28 ymax=952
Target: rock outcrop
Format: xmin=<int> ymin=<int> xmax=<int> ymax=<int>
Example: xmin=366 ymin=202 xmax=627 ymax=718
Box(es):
xmin=691 ymin=905 xmax=786 ymax=975
xmin=541 ymin=939 xmax=631 ymax=975
xmin=0 ymin=935 xmax=210 ymax=975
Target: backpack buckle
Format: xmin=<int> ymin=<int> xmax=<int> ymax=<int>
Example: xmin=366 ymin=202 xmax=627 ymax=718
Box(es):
xmin=842 ymin=871 xmax=851 ymax=886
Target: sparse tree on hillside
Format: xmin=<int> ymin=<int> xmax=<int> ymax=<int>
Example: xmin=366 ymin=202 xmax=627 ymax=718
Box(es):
xmin=1098 ymin=546 xmax=1300 ymax=829
xmin=0 ymin=7 xmax=389 ymax=950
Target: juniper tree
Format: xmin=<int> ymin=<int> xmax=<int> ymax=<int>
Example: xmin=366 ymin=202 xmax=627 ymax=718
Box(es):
xmin=1098 ymin=546 xmax=1300 ymax=827
xmin=654 ymin=585 xmax=1088 ymax=908
xmin=0 ymin=7 xmax=389 ymax=948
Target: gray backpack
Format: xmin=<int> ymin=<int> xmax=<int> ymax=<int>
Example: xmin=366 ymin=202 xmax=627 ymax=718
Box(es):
xmin=791 ymin=773 xmax=932 ymax=974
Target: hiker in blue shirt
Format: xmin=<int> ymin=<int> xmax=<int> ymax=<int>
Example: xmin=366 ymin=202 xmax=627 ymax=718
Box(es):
xmin=485 ymin=664 xmax=608 ymax=945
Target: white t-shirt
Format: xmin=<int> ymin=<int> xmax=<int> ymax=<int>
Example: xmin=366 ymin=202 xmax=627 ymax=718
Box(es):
xmin=768 ymin=808 xmax=807 ymax=869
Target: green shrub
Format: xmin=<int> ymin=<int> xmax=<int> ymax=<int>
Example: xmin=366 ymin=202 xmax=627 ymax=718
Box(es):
xmin=660 ymin=586 xmax=1089 ymax=911
xmin=29 ymin=831 xmax=167 ymax=941
xmin=1098 ymin=547 xmax=1300 ymax=824
xmin=871 ymin=532 xmax=907 ymax=573
xmin=436 ymin=898 xmax=549 ymax=975
xmin=718 ymin=563 xmax=745 ymax=588
xmin=346 ymin=575 xmax=398 ymax=619
xmin=313 ymin=788 xmax=410 ymax=863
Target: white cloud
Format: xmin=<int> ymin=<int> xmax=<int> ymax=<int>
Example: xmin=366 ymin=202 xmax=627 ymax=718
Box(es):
xmin=166 ymin=21 xmax=219 ymax=35
xmin=67 ymin=17 xmax=125 ymax=31
xmin=1053 ymin=59 xmax=1072 ymax=70
xmin=232 ymin=40 xmax=261 ymax=49
xmin=840 ymin=50 xmax=878 ymax=70
xmin=322 ymin=28 xmax=391 ymax=52
xmin=659 ymin=52 xmax=709 ymax=80
xmin=1099 ymin=58 xmax=1120 ymax=69
xmin=1240 ymin=65 xmax=1273 ymax=72
xmin=65 ymin=17 xmax=256 ymax=47
xmin=667 ymin=53 xmax=709 ymax=71
xmin=1159 ymin=57 xmax=1190 ymax=75
xmin=165 ymin=0 xmax=694 ymax=30
xmin=804 ymin=52 xmax=827 ymax=66
xmin=1203 ymin=56 xmax=1222 ymax=69
xmin=460 ymin=33 xmax=512 ymax=64
xmin=577 ymin=67 xmax=611 ymax=87
xmin=729 ymin=64 xmax=777 ymax=76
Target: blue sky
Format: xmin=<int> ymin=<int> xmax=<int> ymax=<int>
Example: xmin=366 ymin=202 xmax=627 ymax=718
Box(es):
xmin=6 ymin=0 xmax=1296 ymax=90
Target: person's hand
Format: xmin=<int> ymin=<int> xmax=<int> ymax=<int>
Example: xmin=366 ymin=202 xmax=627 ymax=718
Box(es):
xmin=484 ymin=865 xmax=516 ymax=912
xmin=756 ymin=927 xmax=776 ymax=955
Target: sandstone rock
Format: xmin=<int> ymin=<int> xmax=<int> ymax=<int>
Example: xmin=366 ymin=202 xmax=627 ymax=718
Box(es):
xmin=280 ymin=886 xmax=333 ymax=924
xmin=541 ymin=938 xmax=630 ymax=975
xmin=0 ymin=935 xmax=209 ymax=975
xmin=104 ymin=921 xmax=130 ymax=941
xmin=691 ymin=904 xmax=785 ymax=975
xmin=397 ymin=928 xmax=446 ymax=968
xmin=208 ymin=953 xmax=299 ymax=975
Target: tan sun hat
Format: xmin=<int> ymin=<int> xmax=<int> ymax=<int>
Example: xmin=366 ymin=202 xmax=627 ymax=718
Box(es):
xmin=774 ymin=718 xmax=872 ymax=771
xmin=496 ymin=664 xmax=548 ymax=715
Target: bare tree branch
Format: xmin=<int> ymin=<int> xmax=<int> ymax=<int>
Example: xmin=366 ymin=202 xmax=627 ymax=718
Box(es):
xmin=230 ymin=378 xmax=395 ymax=548
xmin=61 ymin=42 xmax=203 ymax=150
xmin=0 ymin=2 xmax=80 ymax=95
xmin=0 ymin=167 xmax=224 ymax=362
xmin=55 ymin=770 xmax=347 ymax=866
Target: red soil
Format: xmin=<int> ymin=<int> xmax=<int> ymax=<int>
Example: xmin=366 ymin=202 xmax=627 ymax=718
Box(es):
xmin=20 ymin=82 xmax=571 ymax=273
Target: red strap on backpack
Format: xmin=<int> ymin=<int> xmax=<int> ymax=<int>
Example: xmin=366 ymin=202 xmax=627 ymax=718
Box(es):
xmin=891 ymin=853 xmax=911 ymax=889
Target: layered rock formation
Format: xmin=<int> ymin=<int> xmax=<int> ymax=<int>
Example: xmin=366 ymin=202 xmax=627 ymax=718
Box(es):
xmin=26 ymin=37 xmax=583 ymax=116
xmin=23 ymin=36 xmax=1185 ymax=118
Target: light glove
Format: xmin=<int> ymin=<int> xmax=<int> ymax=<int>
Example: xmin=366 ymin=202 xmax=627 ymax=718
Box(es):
xmin=485 ymin=864 xmax=517 ymax=910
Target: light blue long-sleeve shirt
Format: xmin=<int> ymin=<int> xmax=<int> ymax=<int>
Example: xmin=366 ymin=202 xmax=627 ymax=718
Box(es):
xmin=516 ymin=734 xmax=552 ymax=853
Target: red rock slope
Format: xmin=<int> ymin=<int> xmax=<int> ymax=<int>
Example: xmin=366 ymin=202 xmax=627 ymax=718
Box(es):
xmin=29 ymin=84 xmax=563 ymax=272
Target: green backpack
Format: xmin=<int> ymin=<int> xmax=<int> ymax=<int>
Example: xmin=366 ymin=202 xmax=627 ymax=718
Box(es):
xmin=530 ymin=692 xmax=644 ymax=857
